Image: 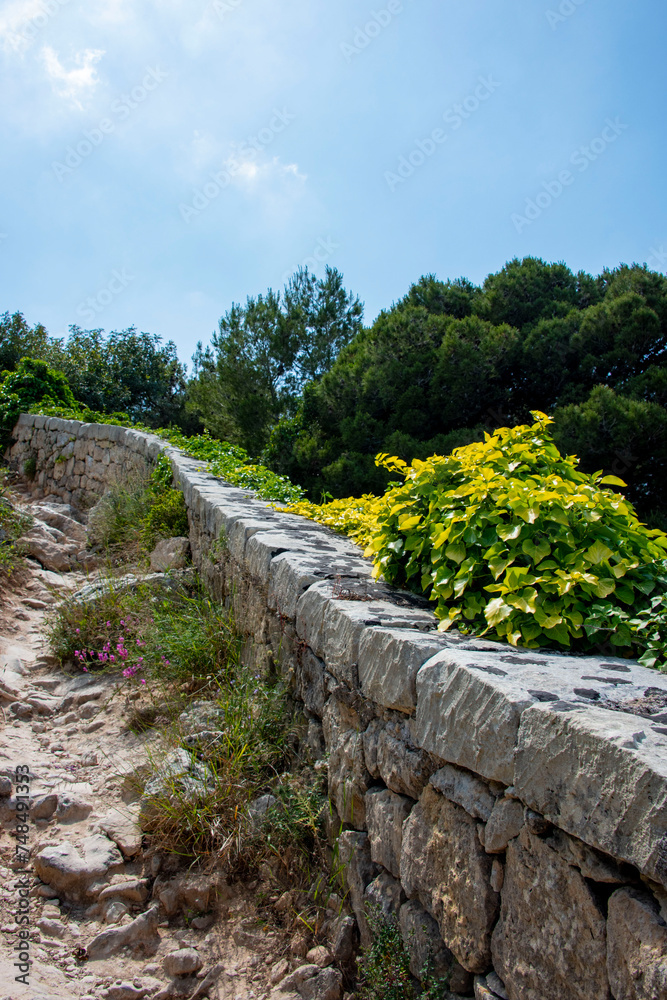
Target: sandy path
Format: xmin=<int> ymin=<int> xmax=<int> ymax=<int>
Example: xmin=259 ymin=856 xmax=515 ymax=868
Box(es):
xmin=0 ymin=522 xmax=296 ymax=1000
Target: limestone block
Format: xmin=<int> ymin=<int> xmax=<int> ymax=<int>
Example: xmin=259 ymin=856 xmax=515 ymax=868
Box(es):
xmin=359 ymin=628 xmax=451 ymax=714
xmin=515 ymin=701 xmax=667 ymax=883
xmin=364 ymin=871 xmax=406 ymax=922
xmin=362 ymin=718 xmax=383 ymax=778
xmin=337 ymin=831 xmax=380 ymax=948
xmin=415 ymin=652 xmax=534 ymax=785
xmin=298 ymin=581 xmax=437 ymax=690
xmin=323 ymin=698 xmax=371 ymax=828
xmin=226 ymin=516 xmax=282 ymax=565
xmin=296 ymin=648 xmax=326 ymax=718
xmin=365 ymin=787 xmax=414 ymax=877
xmin=483 ymin=797 xmax=524 ymax=854
xmin=401 ymin=784 xmax=499 ymax=973
xmin=607 ymin=887 xmax=667 ymax=1000
xmin=247 ymin=528 xmax=355 ymax=589
xmin=149 ymin=537 xmax=190 ymax=572
xmin=376 ymin=721 xmax=435 ymax=799
xmin=416 ymin=646 xmax=667 ymax=788
xmin=491 ymin=828 xmax=609 ymax=1000
xmin=545 ymin=827 xmax=633 ymax=883
xmin=398 ymin=900 xmax=455 ymax=981
xmin=429 ymin=764 xmax=496 ymax=822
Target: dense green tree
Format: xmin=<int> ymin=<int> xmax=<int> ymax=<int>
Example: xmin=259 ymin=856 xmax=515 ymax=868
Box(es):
xmin=0 ymin=312 xmax=51 ymax=371
xmin=51 ymin=326 xmax=187 ymax=426
xmin=263 ymin=257 xmax=667 ymax=525
xmin=187 ymin=267 xmax=363 ymax=455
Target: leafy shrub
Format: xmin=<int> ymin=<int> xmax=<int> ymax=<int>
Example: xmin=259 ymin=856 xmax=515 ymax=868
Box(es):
xmin=47 ymin=575 xmax=239 ymax=689
xmin=87 ymin=454 xmax=188 ymax=560
xmin=140 ymin=454 xmax=189 ymax=548
xmin=365 ymin=412 xmax=667 ymax=655
xmin=0 ymin=468 xmax=32 ymax=579
xmin=0 ymin=358 xmax=76 ymax=443
xmin=357 ymin=907 xmax=451 ymax=1000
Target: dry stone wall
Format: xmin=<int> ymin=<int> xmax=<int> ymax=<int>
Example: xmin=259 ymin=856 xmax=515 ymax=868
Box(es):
xmin=7 ymin=413 xmax=667 ymax=1000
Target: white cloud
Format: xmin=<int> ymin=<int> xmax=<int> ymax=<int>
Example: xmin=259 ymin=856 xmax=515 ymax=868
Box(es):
xmin=40 ymin=45 xmax=105 ymax=108
xmin=0 ymin=0 xmax=54 ymax=53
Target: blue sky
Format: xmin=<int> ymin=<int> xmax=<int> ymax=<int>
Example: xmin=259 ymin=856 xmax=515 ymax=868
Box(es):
xmin=1 ymin=0 xmax=666 ymax=365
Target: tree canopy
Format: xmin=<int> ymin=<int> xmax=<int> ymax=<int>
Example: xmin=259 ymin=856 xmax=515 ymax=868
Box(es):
xmin=186 ymin=267 xmax=363 ymax=455
xmin=262 ymin=258 xmax=667 ymax=526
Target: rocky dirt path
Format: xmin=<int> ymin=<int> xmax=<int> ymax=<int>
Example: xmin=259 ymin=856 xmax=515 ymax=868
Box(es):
xmin=0 ymin=493 xmax=347 ymax=1000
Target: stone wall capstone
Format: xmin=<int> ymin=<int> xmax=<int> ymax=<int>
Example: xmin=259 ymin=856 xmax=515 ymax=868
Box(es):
xmin=7 ymin=413 xmax=667 ymax=1000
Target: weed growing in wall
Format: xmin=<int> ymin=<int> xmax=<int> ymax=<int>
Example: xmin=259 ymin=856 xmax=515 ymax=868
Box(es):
xmin=87 ymin=453 xmax=188 ymax=561
xmin=357 ymin=906 xmax=451 ymax=1000
xmin=0 ymin=467 xmax=32 ymax=580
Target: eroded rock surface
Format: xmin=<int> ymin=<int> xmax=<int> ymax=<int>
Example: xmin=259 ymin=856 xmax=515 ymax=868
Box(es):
xmin=492 ymin=828 xmax=610 ymax=1000
xmin=401 ymin=784 xmax=499 ymax=973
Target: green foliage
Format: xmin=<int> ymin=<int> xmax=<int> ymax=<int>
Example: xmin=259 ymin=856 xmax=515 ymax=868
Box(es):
xmin=52 ymin=326 xmax=188 ymax=427
xmin=365 ymin=413 xmax=667 ymax=653
xmin=154 ymin=428 xmax=306 ymax=504
xmin=48 ymin=575 xmax=240 ymax=687
xmin=0 ymin=357 xmax=76 ymax=443
xmin=188 ymin=266 xmax=363 ymax=455
xmin=0 ymin=468 xmax=32 ymax=579
xmin=0 ymin=312 xmax=50 ymax=372
xmin=263 ymin=258 xmax=667 ymax=525
xmin=87 ymin=454 xmax=188 ymax=560
xmin=140 ymin=454 xmax=189 ymax=548
xmin=357 ymin=907 xmax=451 ymax=1000
xmin=0 ymin=314 xmax=189 ymax=430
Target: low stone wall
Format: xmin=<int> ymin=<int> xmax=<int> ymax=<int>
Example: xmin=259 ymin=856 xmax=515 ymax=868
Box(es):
xmin=7 ymin=413 xmax=667 ymax=1000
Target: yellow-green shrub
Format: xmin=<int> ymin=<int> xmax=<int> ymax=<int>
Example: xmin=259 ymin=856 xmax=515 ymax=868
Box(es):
xmin=287 ymin=413 xmax=667 ymax=658
xmin=367 ymin=412 xmax=667 ymax=649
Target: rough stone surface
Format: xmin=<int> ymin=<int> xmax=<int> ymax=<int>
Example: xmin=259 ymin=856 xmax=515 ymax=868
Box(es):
xmin=272 ymin=963 xmax=343 ymax=1000
xmin=337 ymin=831 xmax=379 ymax=948
xmin=365 ymin=787 xmax=414 ymax=877
xmin=515 ymin=701 xmax=667 ymax=884
xmin=401 ymin=785 xmax=498 ymax=973
xmin=491 ymin=827 xmax=609 ymax=1000
xmin=429 ymin=764 xmax=496 ymax=822
xmin=86 ymin=905 xmax=160 ymax=960
xmin=149 ymin=537 xmax=190 ymax=572
xmin=99 ymin=805 xmax=143 ymax=857
xmin=34 ymin=834 xmax=124 ymax=901
xmin=364 ymin=871 xmax=406 ymax=922
xmin=358 ymin=627 xmax=450 ymax=713
xmin=323 ymin=698 xmax=370 ymax=828
xmin=483 ymin=797 xmax=525 ymax=854
xmin=55 ymin=791 xmax=93 ymax=823
xmin=399 ymin=900 xmax=454 ymax=980
xmin=375 ymin=720 xmax=435 ymax=799
xmin=163 ymin=947 xmax=203 ymax=977
xmin=607 ymin=887 xmax=667 ymax=1000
